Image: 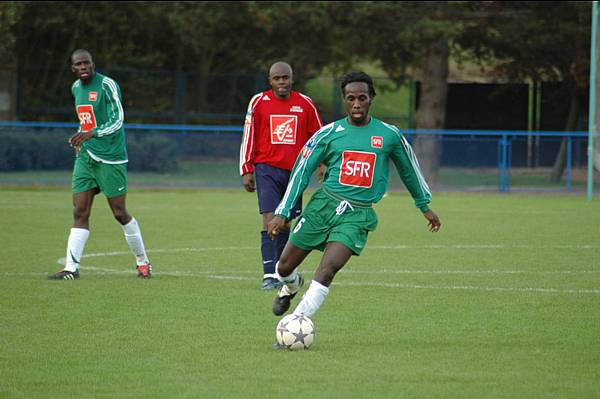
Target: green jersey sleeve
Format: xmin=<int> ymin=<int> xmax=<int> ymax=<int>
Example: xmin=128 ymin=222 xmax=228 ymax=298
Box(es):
xmin=391 ymin=132 xmax=432 ymax=212
xmin=274 ymin=122 xmax=335 ymax=219
xmin=94 ymin=78 xmax=124 ymax=137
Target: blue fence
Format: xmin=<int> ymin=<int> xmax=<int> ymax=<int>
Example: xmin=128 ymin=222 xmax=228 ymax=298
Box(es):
xmin=0 ymin=121 xmax=591 ymax=192
xmin=401 ymin=129 xmax=589 ymax=192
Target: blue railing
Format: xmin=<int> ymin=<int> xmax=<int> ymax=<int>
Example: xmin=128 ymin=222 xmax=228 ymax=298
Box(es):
xmin=0 ymin=121 xmax=589 ymax=192
xmin=402 ymin=129 xmax=588 ymax=193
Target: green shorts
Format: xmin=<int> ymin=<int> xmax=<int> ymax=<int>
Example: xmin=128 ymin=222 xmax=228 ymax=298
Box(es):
xmin=289 ymin=189 xmax=378 ymax=255
xmin=72 ymin=150 xmax=128 ymax=198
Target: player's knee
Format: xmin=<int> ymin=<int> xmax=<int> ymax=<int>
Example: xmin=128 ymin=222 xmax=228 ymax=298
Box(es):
xmin=72 ymin=205 xmax=90 ymax=223
xmin=112 ymin=209 xmax=130 ymax=225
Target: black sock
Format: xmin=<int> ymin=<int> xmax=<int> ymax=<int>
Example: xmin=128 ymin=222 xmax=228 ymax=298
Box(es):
xmin=260 ymin=230 xmax=276 ymax=275
xmin=274 ymin=229 xmax=290 ymax=264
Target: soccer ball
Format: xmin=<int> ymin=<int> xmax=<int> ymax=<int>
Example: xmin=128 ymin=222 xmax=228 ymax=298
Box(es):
xmin=275 ymin=314 xmax=315 ymax=350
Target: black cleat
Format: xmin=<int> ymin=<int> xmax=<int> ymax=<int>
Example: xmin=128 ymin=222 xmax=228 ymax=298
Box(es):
xmin=272 ymin=274 xmax=304 ymax=316
xmin=48 ymin=269 xmax=80 ymax=280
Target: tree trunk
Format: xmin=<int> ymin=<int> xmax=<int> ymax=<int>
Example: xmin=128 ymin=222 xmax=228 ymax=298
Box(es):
xmin=413 ymin=38 xmax=449 ymax=185
xmin=549 ymin=89 xmax=579 ymax=183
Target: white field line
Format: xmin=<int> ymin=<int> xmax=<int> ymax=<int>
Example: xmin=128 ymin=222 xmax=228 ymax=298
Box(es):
xmin=54 ymin=243 xmax=599 ymax=265
xmin=43 ymin=247 xmax=600 ymax=295
xmin=27 ymin=265 xmax=599 ymax=296
xmin=336 ymin=281 xmax=600 ymax=295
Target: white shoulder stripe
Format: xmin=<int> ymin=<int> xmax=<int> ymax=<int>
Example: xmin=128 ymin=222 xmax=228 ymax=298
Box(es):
xmin=381 ymin=120 xmax=401 ymax=135
xmin=96 ymin=77 xmax=124 ymax=136
xmin=247 ymin=92 xmax=264 ymax=113
xmin=299 ymin=93 xmax=322 ymax=127
xmin=239 ymin=92 xmax=265 ymax=174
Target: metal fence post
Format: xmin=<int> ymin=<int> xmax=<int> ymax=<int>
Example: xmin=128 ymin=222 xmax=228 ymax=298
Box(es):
xmin=566 ymin=134 xmax=573 ymax=192
xmin=497 ymin=134 xmax=509 ymax=193
xmin=497 ymin=137 xmax=503 ymax=192
xmin=507 ymin=135 xmax=512 ymax=192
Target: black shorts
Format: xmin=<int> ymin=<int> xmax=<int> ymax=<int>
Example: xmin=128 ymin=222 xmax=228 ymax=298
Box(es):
xmin=255 ymin=163 xmax=302 ymax=218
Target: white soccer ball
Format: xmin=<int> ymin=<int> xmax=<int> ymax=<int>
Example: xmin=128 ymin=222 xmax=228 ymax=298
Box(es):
xmin=275 ymin=314 xmax=315 ymax=350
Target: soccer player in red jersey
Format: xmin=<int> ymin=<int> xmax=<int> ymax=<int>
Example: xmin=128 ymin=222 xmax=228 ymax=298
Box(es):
xmin=239 ymin=62 xmax=323 ymax=290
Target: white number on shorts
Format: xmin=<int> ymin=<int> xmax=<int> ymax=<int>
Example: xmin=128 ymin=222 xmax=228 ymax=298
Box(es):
xmin=293 ymin=217 xmax=306 ymax=234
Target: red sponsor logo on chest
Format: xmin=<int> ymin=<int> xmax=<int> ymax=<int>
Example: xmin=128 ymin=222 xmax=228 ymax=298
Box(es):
xmin=88 ymin=92 xmax=98 ymax=101
xmin=339 ymin=151 xmax=376 ymax=188
xmin=371 ymin=136 xmax=383 ymax=148
xmin=270 ymin=115 xmax=298 ymax=144
xmin=76 ymin=104 xmax=97 ymax=132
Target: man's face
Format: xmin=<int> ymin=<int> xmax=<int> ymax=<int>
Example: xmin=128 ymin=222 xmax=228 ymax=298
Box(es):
xmin=343 ymin=82 xmax=372 ymax=126
xmin=268 ymin=67 xmax=293 ymax=99
xmin=71 ymin=52 xmax=95 ymax=83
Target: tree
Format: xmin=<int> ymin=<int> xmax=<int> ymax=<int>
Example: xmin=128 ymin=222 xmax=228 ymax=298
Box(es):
xmin=0 ymin=2 xmax=21 ymax=67
xmin=350 ymin=1 xmax=475 ymax=184
xmin=459 ymin=1 xmax=591 ymax=181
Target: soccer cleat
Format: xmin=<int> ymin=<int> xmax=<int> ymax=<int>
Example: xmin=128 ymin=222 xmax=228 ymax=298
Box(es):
xmin=48 ymin=269 xmax=80 ymax=280
xmin=262 ymin=277 xmax=284 ymax=291
xmin=136 ymin=264 xmax=152 ymax=278
xmin=272 ymin=274 xmax=304 ymax=316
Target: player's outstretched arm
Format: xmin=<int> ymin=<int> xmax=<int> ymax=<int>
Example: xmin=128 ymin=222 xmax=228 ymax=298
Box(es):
xmin=423 ymin=209 xmax=441 ymax=232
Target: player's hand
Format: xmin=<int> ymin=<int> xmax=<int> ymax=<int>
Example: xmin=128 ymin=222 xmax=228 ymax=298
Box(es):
xmin=423 ymin=209 xmax=441 ymax=232
xmin=69 ymin=131 xmax=94 ymax=149
xmin=242 ymin=173 xmax=255 ymax=192
xmin=267 ymin=215 xmax=286 ymax=240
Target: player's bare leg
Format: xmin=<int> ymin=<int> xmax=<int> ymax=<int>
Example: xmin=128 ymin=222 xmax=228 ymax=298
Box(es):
xmin=292 ymin=242 xmax=353 ymax=317
xmin=108 ymin=194 xmax=152 ymax=278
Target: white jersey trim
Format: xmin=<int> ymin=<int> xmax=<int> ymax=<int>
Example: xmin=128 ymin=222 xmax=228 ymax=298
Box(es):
xmin=239 ymin=92 xmax=264 ymax=175
xmin=86 ymin=149 xmax=128 ymax=164
xmin=96 ymin=77 xmax=124 ymax=137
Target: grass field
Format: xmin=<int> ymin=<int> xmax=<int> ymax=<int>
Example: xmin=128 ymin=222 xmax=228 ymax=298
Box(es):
xmin=1 ymin=188 xmax=599 ymax=398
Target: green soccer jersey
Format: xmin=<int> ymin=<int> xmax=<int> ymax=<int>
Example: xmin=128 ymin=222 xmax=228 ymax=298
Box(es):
xmin=275 ymin=117 xmax=431 ymax=219
xmin=71 ymin=72 xmax=127 ymax=163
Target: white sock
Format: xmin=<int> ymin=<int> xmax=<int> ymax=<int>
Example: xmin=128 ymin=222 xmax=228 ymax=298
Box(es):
xmin=64 ymin=228 xmax=90 ymax=272
xmin=122 ymin=217 xmax=150 ymax=266
xmin=275 ymin=262 xmax=301 ymax=291
xmin=293 ymin=280 xmax=329 ymax=317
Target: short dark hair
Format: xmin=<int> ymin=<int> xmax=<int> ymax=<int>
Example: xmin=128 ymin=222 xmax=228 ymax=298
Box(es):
xmin=340 ymin=71 xmax=376 ymax=98
xmin=71 ymin=49 xmax=92 ymax=62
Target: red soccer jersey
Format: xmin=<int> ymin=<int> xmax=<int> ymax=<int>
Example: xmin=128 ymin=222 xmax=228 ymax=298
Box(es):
xmin=239 ymin=90 xmax=322 ymax=175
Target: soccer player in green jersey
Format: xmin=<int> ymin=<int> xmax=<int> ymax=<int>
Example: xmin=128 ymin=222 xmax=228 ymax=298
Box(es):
xmin=48 ymin=49 xmax=152 ymax=280
xmin=268 ymin=71 xmax=441 ymax=320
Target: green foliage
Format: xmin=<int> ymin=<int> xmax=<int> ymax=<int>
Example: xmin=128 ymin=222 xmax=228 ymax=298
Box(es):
xmin=3 ymin=1 xmax=593 ymax=127
xmin=456 ymin=1 xmax=591 ymax=84
xmin=0 ymin=1 xmax=21 ymax=66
